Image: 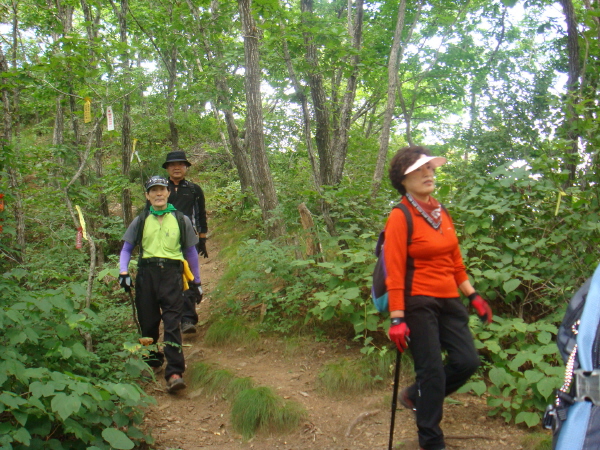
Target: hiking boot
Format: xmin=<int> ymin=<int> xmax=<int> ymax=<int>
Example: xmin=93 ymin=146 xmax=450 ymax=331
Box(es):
xmin=166 ymin=374 xmax=186 ymax=394
xmin=399 ymin=387 xmax=416 ymax=412
xmin=181 ymin=322 xmax=196 ymax=334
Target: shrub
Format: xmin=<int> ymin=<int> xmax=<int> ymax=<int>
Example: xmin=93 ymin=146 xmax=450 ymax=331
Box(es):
xmin=0 ymin=274 xmax=155 ymax=449
xmin=459 ymin=316 xmax=563 ymax=427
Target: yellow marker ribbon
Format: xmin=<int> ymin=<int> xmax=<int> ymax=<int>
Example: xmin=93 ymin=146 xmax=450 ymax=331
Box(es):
xmin=83 ymin=97 xmax=92 ymax=123
xmin=75 ymin=205 xmax=88 ymax=240
xmin=555 ymin=190 xmax=566 ymax=216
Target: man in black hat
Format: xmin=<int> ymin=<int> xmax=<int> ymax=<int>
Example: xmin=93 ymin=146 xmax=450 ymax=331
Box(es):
xmin=162 ymin=150 xmax=208 ymax=334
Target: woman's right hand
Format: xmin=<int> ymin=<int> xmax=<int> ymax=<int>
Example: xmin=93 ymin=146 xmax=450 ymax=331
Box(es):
xmin=389 ymin=317 xmax=410 ymax=352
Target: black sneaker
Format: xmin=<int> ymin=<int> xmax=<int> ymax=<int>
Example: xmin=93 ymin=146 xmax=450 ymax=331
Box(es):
xmin=166 ymin=375 xmax=186 ymax=394
xmin=399 ymin=387 xmax=416 ymax=412
xmin=181 ymin=322 xmax=196 ymax=334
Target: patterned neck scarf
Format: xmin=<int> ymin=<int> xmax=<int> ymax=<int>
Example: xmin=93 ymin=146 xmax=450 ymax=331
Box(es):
xmin=405 ymin=193 xmax=442 ymax=230
xmin=149 ymin=203 xmax=177 ymax=216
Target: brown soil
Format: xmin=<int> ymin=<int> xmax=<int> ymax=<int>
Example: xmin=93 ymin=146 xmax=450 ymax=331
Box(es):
xmin=142 ymin=238 xmax=548 ymax=450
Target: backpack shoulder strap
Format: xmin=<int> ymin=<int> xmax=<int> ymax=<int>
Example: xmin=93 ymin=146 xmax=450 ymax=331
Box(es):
xmin=396 ymin=203 xmax=413 ymax=246
xmin=134 ymin=209 xmax=150 ymax=262
xmin=133 ymin=209 xmax=150 ymax=248
xmin=173 ymin=210 xmax=188 ymax=250
xmin=396 ymin=202 xmax=415 ymax=295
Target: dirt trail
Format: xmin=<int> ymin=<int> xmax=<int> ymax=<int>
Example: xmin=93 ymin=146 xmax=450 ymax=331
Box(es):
xmin=142 ymin=238 xmax=542 ymax=450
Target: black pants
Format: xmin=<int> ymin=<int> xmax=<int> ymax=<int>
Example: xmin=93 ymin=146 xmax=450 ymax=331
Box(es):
xmin=135 ymin=262 xmax=185 ymax=380
xmin=181 ymin=290 xmax=199 ymax=325
xmin=404 ymin=296 xmax=480 ymax=450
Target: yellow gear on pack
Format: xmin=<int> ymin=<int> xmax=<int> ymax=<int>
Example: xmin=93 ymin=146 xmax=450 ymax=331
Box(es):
xmin=182 ymin=260 xmax=195 ymax=290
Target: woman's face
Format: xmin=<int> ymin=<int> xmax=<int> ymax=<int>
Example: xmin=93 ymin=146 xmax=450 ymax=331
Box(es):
xmin=401 ymin=163 xmax=436 ymax=201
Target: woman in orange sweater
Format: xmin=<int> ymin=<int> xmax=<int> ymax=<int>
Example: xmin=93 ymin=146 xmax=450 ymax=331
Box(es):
xmin=386 ymin=146 xmax=492 ymax=450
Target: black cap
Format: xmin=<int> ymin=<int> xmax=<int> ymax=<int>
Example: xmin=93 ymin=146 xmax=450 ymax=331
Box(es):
xmin=162 ymin=151 xmax=191 ymax=169
xmin=145 ymin=175 xmax=170 ymax=192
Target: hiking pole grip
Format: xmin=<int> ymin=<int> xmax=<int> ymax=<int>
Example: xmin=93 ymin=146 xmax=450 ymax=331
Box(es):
xmin=389 ymin=348 xmax=401 ymax=450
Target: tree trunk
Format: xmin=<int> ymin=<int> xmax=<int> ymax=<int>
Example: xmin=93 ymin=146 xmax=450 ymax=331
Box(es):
xmin=186 ymin=0 xmax=254 ymax=195
xmin=298 ymin=202 xmax=322 ymax=258
xmin=238 ymin=0 xmax=284 ymax=237
xmin=301 ymin=0 xmax=334 ymax=186
xmin=279 ymin=14 xmax=336 ymax=236
xmin=371 ymin=0 xmax=407 ymax=198
xmin=331 ymin=0 xmax=364 ymax=184
xmin=81 ymin=0 xmax=107 ymax=265
xmin=167 ymin=46 xmax=179 ymax=151
xmin=0 ymin=45 xmax=25 ymax=263
xmin=559 ymin=0 xmax=581 ymax=185
xmin=110 ymin=0 xmax=134 ymax=226
xmin=53 ymin=96 xmax=64 ymax=147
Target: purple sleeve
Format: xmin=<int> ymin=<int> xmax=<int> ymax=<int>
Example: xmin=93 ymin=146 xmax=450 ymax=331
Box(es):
xmin=119 ymin=241 xmax=135 ymax=273
xmin=184 ymin=245 xmax=201 ymax=284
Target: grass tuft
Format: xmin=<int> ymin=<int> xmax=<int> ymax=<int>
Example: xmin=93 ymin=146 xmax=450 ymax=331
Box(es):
xmin=204 ymin=318 xmax=260 ymax=348
xmin=520 ymin=432 xmax=552 ymax=450
xmin=231 ymin=386 xmax=307 ymax=439
xmin=317 ymin=350 xmax=396 ymax=396
xmin=188 ymin=362 xmax=250 ymax=399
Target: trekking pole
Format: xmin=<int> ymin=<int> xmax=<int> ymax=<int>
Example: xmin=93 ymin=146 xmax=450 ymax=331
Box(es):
xmin=388 ymin=348 xmax=402 ymax=450
xmin=127 ymin=288 xmax=142 ymax=335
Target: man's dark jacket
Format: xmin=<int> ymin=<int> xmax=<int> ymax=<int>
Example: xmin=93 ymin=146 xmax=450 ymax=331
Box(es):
xmin=167 ymin=179 xmax=207 ymax=234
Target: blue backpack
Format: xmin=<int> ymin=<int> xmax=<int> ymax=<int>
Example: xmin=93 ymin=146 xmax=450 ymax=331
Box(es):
xmin=371 ymin=204 xmax=413 ymax=313
xmin=544 ymin=264 xmax=600 ymax=449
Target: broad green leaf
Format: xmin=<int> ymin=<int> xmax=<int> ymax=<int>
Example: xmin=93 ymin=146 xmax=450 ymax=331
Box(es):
xmin=30 ymin=381 xmax=56 ymax=398
xmin=12 ymin=410 xmax=28 ymax=426
xmin=537 ymin=331 xmax=552 ymax=344
xmin=523 ymin=370 xmax=543 ymax=384
xmin=342 ymin=287 xmax=360 ymax=300
xmin=0 ymin=392 xmax=27 ymax=409
xmin=470 ymin=380 xmax=487 ymax=396
xmin=13 ymin=427 xmax=31 ymax=446
xmin=59 ymin=347 xmax=73 ymax=359
xmin=503 ymin=279 xmax=520 ymax=294
xmin=51 ymin=393 xmax=81 ymax=421
xmin=114 ymin=384 xmax=141 ymax=402
xmin=488 ymin=367 xmax=507 ymax=387
xmin=537 ymin=377 xmax=559 ymax=399
xmin=515 ymin=411 xmax=540 ymax=427
xmin=102 ymin=428 xmax=135 ymax=450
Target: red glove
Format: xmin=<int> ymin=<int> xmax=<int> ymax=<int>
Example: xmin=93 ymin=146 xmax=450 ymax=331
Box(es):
xmin=469 ymin=292 xmax=493 ymax=324
xmin=388 ymin=318 xmax=410 ymax=352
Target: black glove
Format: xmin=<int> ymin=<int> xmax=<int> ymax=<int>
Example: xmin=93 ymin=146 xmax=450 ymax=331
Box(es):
xmin=188 ymin=283 xmax=203 ymax=304
xmin=197 ymin=237 xmax=208 ymax=258
xmin=119 ymin=274 xmax=132 ymax=293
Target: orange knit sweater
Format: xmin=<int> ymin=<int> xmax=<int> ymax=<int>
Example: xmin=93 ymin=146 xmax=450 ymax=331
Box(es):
xmin=384 ymin=197 xmax=469 ymax=311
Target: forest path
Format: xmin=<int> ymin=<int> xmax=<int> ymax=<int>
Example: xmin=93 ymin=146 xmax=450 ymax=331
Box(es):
xmin=141 ymin=237 xmax=539 ymax=450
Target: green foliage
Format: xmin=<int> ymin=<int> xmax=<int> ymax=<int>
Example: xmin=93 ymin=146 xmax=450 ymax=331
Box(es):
xmin=459 ymin=316 xmax=562 ymax=427
xmin=449 ymin=161 xmax=598 ymax=315
xmin=0 ymin=275 xmax=155 ymax=449
xmin=317 ymin=350 xmax=396 ymax=396
xmin=230 ymin=387 xmax=307 ymax=440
